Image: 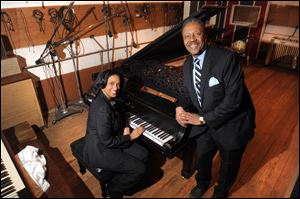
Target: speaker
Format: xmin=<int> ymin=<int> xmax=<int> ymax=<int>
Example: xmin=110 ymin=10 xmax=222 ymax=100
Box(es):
xmin=1 ymin=35 xmax=14 ymax=58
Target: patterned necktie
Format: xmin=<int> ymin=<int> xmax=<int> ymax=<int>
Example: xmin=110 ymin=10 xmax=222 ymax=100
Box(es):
xmin=194 ymin=58 xmax=202 ymax=107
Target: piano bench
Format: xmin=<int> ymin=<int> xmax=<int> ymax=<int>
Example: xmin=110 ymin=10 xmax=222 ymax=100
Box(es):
xmin=70 ymin=137 xmax=115 ymax=198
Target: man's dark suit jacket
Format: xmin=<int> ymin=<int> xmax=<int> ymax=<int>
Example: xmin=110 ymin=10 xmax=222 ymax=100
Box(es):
xmin=83 ymin=90 xmax=131 ymax=168
xmin=178 ymin=46 xmax=256 ymax=151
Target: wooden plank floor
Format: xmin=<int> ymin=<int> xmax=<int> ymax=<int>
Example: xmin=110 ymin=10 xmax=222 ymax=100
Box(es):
xmin=41 ymin=64 xmax=299 ymax=198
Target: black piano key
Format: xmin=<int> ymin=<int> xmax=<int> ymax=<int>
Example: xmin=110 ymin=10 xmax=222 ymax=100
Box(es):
xmin=148 ymin=127 xmax=158 ymax=134
xmin=160 ymin=132 xmax=171 ymax=140
xmin=135 ymin=119 xmax=144 ymax=125
xmin=1 ymin=161 xmax=7 ymax=169
xmin=153 ymin=129 xmax=163 ymax=135
xmin=131 ymin=117 xmax=139 ymax=122
xmin=145 ymin=124 xmax=153 ymax=130
xmin=1 ymin=177 xmax=12 ymax=189
xmin=1 ymin=185 xmax=16 ymax=198
xmin=141 ymin=122 xmax=148 ymax=127
xmin=161 ymin=134 xmax=171 ymax=140
xmin=158 ymin=132 xmax=168 ymax=139
xmin=130 ymin=116 xmax=138 ymax=122
xmin=1 ymin=171 xmax=9 ymax=179
xmin=156 ymin=131 xmax=165 ymax=137
xmin=147 ymin=125 xmax=156 ymax=131
xmin=1 ymin=164 xmax=5 ymax=171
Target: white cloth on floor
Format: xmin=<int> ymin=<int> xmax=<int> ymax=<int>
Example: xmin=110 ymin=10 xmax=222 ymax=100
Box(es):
xmin=18 ymin=145 xmax=50 ymax=192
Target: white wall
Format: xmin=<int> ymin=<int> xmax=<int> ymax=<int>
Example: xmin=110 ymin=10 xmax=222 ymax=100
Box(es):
xmin=1 ymin=1 xmax=182 ymax=80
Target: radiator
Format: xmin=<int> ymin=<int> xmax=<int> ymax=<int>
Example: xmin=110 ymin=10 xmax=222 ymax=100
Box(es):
xmin=265 ymin=38 xmax=299 ymax=69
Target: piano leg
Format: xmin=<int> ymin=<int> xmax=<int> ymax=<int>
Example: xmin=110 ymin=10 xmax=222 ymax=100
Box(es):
xmin=181 ymin=140 xmax=196 ymax=179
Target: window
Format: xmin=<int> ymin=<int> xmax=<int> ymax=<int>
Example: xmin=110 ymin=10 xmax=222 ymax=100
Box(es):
xmin=267 ymin=4 xmax=298 ymax=27
xmin=230 ymin=5 xmax=261 ymax=28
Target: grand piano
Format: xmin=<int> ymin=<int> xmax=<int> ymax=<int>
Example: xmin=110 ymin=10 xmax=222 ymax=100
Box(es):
xmin=118 ymin=7 xmax=225 ymax=157
xmin=86 ymin=7 xmax=225 ymax=159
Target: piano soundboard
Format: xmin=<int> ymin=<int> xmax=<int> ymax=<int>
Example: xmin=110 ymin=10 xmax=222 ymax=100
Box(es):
xmin=1 ymin=139 xmax=25 ymax=198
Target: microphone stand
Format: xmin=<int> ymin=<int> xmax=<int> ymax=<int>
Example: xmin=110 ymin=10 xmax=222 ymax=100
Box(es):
xmin=48 ymin=46 xmax=83 ymax=124
xmin=37 ymin=1 xmax=74 ymax=64
xmin=36 ymin=2 xmax=83 ymax=124
xmin=122 ymin=14 xmax=129 ymax=58
xmin=67 ymin=38 xmax=88 ymax=108
xmin=102 ymin=1 xmax=112 ymax=68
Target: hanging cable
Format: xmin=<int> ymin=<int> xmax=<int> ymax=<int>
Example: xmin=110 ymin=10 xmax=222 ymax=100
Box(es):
xmin=20 ymin=9 xmax=35 ymax=52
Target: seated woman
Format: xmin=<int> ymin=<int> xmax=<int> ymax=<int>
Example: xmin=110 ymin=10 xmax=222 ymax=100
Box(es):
xmin=83 ymin=69 xmax=148 ymax=198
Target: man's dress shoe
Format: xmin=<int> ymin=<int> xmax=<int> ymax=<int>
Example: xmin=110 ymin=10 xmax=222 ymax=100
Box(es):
xmin=189 ymin=185 xmax=209 ymax=198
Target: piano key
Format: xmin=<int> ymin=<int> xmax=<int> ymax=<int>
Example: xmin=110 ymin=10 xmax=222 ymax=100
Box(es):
xmin=129 ymin=119 xmax=165 ymax=146
xmin=161 ymin=133 xmax=171 ymax=140
xmin=2 ymin=171 xmax=9 ymax=179
xmin=1 ymin=185 xmax=16 ymax=198
xmin=147 ymin=125 xmax=156 ymax=131
xmin=1 ymin=140 xmax=25 ymax=198
xmin=1 ymin=177 xmax=12 ymax=188
xmin=1 ymin=163 xmax=6 ymax=171
xmin=6 ymin=192 xmax=19 ymax=198
xmin=153 ymin=129 xmax=162 ymax=135
xmin=129 ymin=114 xmax=175 ymax=146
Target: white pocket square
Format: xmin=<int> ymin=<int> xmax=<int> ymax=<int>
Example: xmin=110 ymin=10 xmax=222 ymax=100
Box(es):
xmin=209 ymin=77 xmax=219 ymax=87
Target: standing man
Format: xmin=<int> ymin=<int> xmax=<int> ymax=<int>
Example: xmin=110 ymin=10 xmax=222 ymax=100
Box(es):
xmin=176 ymin=18 xmax=256 ymax=198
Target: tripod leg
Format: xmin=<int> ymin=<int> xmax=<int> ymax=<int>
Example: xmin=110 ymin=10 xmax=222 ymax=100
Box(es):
xmin=49 ymin=52 xmax=84 ymax=124
xmin=68 ymin=40 xmax=88 ymax=108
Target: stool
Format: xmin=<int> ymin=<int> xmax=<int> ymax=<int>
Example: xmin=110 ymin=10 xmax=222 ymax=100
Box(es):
xmin=70 ymin=137 xmax=115 ymax=198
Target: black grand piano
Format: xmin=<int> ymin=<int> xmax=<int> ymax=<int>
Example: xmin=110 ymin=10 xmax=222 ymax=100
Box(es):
xmin=118 ymin=7 xmax=225 ymax=157
xmin=86 ymin=6 xmax=225 ymax=160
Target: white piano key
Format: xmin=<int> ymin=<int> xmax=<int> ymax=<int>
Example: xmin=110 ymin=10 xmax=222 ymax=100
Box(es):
xmin=129 ymin=114 xmax=174 ymax=146
xmin=1 ymin=140 xmax=25 ymax=198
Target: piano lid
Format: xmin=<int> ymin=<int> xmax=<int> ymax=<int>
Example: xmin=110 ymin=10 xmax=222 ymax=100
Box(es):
xmin=124 ymin=6 xmax=226 ymax=64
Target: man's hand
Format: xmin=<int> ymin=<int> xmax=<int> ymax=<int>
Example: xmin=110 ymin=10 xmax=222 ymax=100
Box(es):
xmin=175 ymin=106 xmax=205 ymax=126
xmin=175 ymin=106 xmax=187 ymax=127
xmin=183 ymin=112 xmax=205 ymax=125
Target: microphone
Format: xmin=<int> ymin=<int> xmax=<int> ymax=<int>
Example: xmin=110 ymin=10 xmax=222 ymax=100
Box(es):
xmin=52 ymin=39 xmax=71 ymax=48
xmin=35 ymin=58 xmax=45 ymax=65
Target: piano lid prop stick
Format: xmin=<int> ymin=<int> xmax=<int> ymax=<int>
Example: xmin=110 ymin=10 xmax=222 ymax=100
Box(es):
xmin=140 ymin=86 xmax=177 ymax=103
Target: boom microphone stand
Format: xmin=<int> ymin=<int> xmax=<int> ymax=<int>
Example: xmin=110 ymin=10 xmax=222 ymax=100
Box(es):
xmin=36 ymin=2 xmax=83 ymax=124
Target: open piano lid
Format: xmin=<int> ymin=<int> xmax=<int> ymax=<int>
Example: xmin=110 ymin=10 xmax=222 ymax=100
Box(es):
xmin=124 ymin=6 xmax=226 ymax=64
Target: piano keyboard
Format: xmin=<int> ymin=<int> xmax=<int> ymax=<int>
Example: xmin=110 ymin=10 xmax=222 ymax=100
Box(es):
xmin=129 ymin=113 xmax=175 ymax=147
xmin=1 ymin=140 xmax=25 ymax=198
